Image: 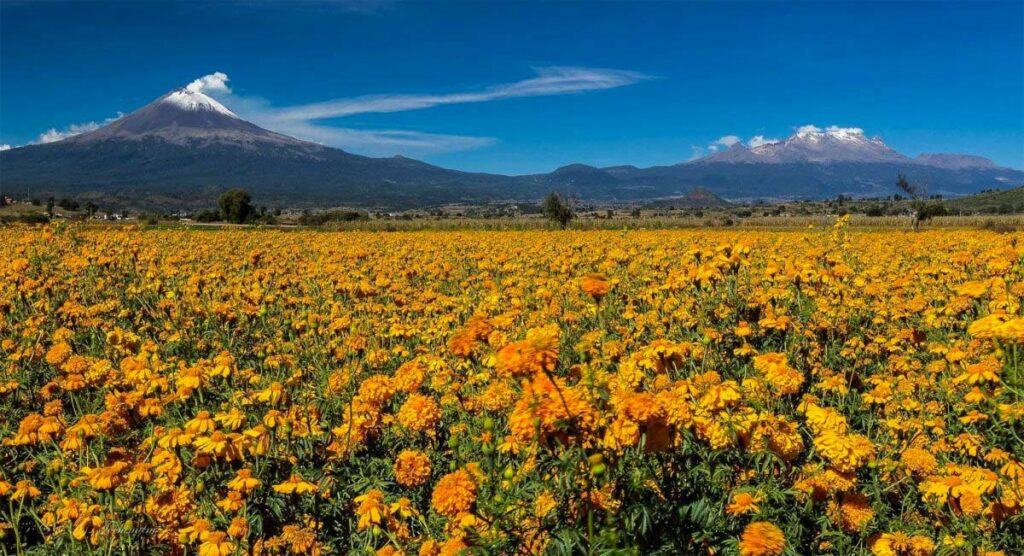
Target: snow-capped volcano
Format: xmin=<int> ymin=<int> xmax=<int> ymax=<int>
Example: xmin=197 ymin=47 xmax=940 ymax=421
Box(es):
xmin=61 ymin=87 xmax=307 ymax=148
xmin=160 ymin=89 xmax=238 ymax=117
xmin=695 ymin=125 xmax=907 ymax=164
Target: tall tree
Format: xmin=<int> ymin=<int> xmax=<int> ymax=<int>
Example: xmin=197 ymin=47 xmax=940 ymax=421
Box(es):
xmin=219 ymin=189 xmax=253 ymax=224
xmin=542 ymin=192 xmax=574 ymax=229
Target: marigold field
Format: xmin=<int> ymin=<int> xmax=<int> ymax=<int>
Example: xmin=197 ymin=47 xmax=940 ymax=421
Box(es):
xmin=2 ymin=222 xmax=1023 ymax=555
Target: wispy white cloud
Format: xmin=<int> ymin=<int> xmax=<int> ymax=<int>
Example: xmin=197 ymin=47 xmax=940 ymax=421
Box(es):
xmin=265 ymin=119 xmax=496 ymax=155
xmin=0 ymin=144 xmax=10 ymax=151
xmin=37 ymin=122 xmax=101 ymax=144
xmin=687 ymin=145 xmax=707 ymax=161
xmin=707 ymin=134 xmax=740 ymax=152
xmin=36 ymin=114 xmax=122 ymax=144
xmin=713 ymin=135 xmax=741 ymax=147
xmin=210 ymin=66 xmax=648 ymax=156
xmin=267 ymin=66 xmax=650 ymax=122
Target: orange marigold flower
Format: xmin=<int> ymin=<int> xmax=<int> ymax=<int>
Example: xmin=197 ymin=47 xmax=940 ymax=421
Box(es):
xmin=495 ymin=325 xmax=559 ymax=377
xmin=394 ymin=450 xmax=432 ymax=488
xmin=739 ymin=521 xmax=786 ymax=556
xmin=397 ymin=394 xmax=442 ymax=433
xmin=431 ymin=469 xmax=476 ymax=518
xmin=580 ymin=273 xmax=611 ymax=301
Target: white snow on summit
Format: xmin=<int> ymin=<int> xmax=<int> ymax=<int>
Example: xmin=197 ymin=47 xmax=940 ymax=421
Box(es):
xmin=823 ymin=126 xmax=866 ymax=142
xmin=162 ymin=89 xmax=237 ymax=118
xmin=792 ymin=125 xmax=868 ymax=143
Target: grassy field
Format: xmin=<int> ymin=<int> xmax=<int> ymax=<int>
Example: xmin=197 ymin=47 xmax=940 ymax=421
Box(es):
xmin=944 ymin=187 xmax=1024 ymax=214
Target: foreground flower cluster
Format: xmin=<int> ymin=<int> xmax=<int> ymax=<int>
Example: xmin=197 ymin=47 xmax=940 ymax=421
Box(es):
xmin=1 ymin=223 xmax=1022 ymax=554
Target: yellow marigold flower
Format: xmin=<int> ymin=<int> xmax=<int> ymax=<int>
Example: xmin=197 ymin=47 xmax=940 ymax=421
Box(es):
xmin=828 ymin=492 xmax=874 ymax=532
xmin=197 ymin=531 xmax=235 ymax=556
xmin=726 ymin=491 xmax=761 ymax=516
xmin=273 ymin=473 xmax=318 ymax=495
xmin=431 ymin=469 xmax=476 ymax=518
xmin=45 ymin=342 xmax=73 ymax=366
xmin=227 ymin=468 xmax=261 ymax=493
xmin=81 ymin=461 xmax=128 ymax=491
xmin=738 ymin=521 xmax=786 ymax=556
xmin=389 ymin=496 xmax=419 ymax=518
xmin=215 ymin=408 xmax=247 ymax=431
xmin=185 ymin=410 xmax=217 ymax=434
xmin=439 ymin=537 xmax=468 ymax=555
xmin=872 ymin=532 xmax=936 ymax=556
xmin=952 ymin=357 xmax=1000 ymax=385
xmin=900 ymin=448 xmax=938 ymax=476
xmin=179 ymin=519 xmax=213 ymax=543
xmin=11 ymin=480 xmax=41 ymax=501
xmin=256 ymin=381 xmax=287 ymax=405
xmin=127 ymin=462 xmax=153 ymax=484
xmin=354 ymin=489 xmax=389 ymax=531
xmin=813 ymin=430 xmax=874 ymax=473
xmin=358 ymin=375 xmax=396 ymax=406
xmin=753 ymin=352 xmax=804 ymax=395
xmin=227 ymin=516 xmax=249 ymax=538
xmin=393 ymin=450 xmax=431 ymax=488
xmin=216 ymin=490 xmax=246 ymax=512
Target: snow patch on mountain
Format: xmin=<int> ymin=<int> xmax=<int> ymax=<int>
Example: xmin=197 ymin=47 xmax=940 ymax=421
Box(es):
xmin=161 ymin=89 xmax=238 ymax=117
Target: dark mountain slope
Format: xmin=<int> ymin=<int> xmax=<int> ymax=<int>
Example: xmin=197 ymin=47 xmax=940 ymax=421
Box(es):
xmin=0 ymin=88 xmax=535 ymax=208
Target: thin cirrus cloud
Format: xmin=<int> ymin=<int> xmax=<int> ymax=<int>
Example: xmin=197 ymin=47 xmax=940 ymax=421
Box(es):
xmin=203 ymin=67 xmax=649 ymax=156
xmin=266 ymin=66 xmax=649 ymax=121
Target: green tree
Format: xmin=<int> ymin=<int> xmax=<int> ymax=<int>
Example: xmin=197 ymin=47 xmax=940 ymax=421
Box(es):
xmin=896 ymin=173 xmax=941 ymax=230
xmin=542 ymin=192 xmax=574 ymax=229
xmin=219 ymin=189 xmax=253 ymax=224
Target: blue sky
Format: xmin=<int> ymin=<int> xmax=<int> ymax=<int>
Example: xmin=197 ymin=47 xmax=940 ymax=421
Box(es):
xmin=1 ymin=0 xmax=1021 ymax=173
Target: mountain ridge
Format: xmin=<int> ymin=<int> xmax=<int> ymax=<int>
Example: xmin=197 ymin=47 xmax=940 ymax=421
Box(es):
xmin=1 ymin=88 xmax=1021 ymax=209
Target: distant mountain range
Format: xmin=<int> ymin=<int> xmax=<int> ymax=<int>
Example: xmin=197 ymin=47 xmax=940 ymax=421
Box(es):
xmin=1 ymin=88 xmax=1021 ymax=209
